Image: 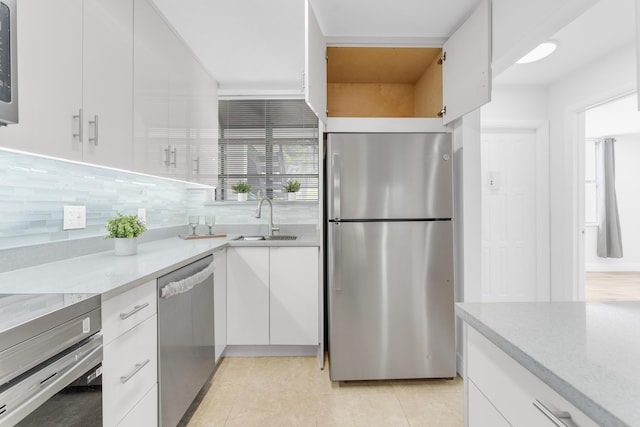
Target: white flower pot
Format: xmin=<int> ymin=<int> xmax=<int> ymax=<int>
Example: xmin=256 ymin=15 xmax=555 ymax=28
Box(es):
xmin=237 ymin=193 xmax=248 ymax=202
xmin=114 ymin=237 xmax=138 ymax=256
xmin=287 ymin=192 xmax=297 ymax=201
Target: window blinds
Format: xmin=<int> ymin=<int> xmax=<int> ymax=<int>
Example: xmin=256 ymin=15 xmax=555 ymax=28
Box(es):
xmin=218 ymin=99 xmax=319 ymax=201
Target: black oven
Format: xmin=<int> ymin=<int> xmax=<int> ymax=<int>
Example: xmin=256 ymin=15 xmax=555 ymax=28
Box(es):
xmin=0 ymin=294 xmax=102 ymax=426
xmin=0 ymin=0 xmax=18 ymax=125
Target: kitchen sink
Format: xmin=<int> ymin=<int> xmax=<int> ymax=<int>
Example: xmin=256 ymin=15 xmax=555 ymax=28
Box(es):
xmin=234 ymin=235 xmax=298 ymax=241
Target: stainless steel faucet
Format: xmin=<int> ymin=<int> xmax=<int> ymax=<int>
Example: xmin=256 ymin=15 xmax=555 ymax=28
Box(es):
xmin=255 ymin=197 xmax=280 ymax=236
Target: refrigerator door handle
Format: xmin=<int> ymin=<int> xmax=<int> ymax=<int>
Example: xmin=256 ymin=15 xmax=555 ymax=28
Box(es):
xmin=332 ymin=224 xmax=342 ymax=292
xmin=332 ymin=153 xmax=341 ymax=220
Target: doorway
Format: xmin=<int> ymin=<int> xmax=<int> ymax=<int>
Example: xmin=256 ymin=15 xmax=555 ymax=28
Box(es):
xmin=582 ymin=94 xmax=640 ymax=302
xmin=480 ymin=123 xmax=550 ymax=301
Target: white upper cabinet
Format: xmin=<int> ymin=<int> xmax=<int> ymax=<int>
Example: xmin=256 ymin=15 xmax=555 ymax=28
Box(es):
xmin=133 ymin=0 xmax=171 ymax=176
xmin=0 ymin=0 xmax=83 ymax=160
xmin=0 ymin=0 xmax=133 ymax=169
xmin=82 ymin=0 xmax=134 ymax=169
xmin=309 ymin=0 xmax=492 ymax=126
xmin=305 ymin=0 xmax=327 ymax=124
xmin=441 ymin=0 xmax=492 ymax=124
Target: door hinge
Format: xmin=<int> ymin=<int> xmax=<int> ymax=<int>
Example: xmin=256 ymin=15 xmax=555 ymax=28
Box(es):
xmin=438 ymin=51 xmax=446 ymax=64
xmin=438 ymin=106 xmax=447 ymax=117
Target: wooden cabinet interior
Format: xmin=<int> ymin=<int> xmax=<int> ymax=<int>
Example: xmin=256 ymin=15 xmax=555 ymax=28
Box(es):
xmin=326 ymin=47 xmax=443 ymax=118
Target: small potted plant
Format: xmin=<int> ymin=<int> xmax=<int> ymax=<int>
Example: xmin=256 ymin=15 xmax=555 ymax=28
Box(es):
xmin=231 ymin=181 xmax=251 ymax=201
xmin=283 ymin=179 xmax=301 ymax=201
xmin=105 ymin=212 xmax=147 ymax=256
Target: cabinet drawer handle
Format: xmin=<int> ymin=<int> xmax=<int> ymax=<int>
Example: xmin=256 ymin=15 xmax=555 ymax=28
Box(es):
xmin=119 ymin=302 xmax=150 ymax=320
xmin=533 ymin=400 xmax=577 ymax=427
xmin=120 ymin=359 xmax=150 ymax=384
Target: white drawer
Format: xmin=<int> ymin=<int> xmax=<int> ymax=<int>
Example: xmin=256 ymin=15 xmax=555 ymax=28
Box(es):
xmin=468 ymin=379 xmax=510 ymax=427
xmin=467 ymin=327 xmax=598 ymax=427
xmin=103 ymin=315 xmax=157 ymax=427
xmin=102 ymin=280 xmax=156 ymax=345
xmin=116 ymin=384 xmax=157 ymax=427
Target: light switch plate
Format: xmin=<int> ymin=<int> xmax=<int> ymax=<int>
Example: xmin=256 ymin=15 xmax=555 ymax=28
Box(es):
xmin=137 ymin=208 xmax=146 ymax=224
xmin=63 ymin=205 xmax=86 ymax=230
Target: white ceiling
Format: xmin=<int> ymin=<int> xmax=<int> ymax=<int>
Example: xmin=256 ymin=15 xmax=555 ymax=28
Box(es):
xmin=494 ymin=0 xmax=636 ymax=86
xmin=151 ymin=0 xmax=480 ymax=91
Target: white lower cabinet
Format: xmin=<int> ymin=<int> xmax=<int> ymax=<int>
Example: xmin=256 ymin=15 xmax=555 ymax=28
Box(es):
xmin=214 ymin=248 xmax=228 ymax=362
xmin=226 ymin=246 xmax=319 ymax=346
xmin=227 ymin=247 xmax=270 ymax=345
xmin=270 ymin=247 xmax=319 ymax=345
xmin=116 ymin=384 xmax=158 ymax=427
xmin=467 ymin=380 xmax=510 ymax=427
xmin=102 ymin=282 xmax=158 ymax=427
xmin=465 ymin=327 xmax=598 ymax=427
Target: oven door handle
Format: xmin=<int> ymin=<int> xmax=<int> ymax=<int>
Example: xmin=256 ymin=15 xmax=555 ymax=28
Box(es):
xmin=159 ymin=261 xmax=215 ymax=299
xmin=1 ymin=335 xmax=103 ymax=426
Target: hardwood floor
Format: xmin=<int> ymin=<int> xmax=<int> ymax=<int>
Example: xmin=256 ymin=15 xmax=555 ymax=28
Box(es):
xmin=585 ymin=271 xmax=640 ymax=302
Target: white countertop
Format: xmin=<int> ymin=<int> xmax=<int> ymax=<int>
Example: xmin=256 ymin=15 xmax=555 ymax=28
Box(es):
xmin=456 ymin=302 xmax=640 ymax=427
xmin=0 ymin=233 xmax=320 ymax=299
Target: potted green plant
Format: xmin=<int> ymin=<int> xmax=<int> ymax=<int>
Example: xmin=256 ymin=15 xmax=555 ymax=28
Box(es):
xmin=105 ymin=212 xmax=147 ymax=256
xmin=283 ymin=179 xmax=301 ymax=201
xmin=231 ymin=181 xmax=251 ymax=201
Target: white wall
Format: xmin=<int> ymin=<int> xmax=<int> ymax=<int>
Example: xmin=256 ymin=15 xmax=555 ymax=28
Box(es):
xmin=585 ymin=133 xmax=640 ymax=271
xmin=482 ymin=85 xmax=549 ymax=122
xmin=548 ymin=42 xmax=637 ymax=299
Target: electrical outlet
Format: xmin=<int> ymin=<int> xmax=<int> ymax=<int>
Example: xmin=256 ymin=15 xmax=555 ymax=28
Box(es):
xmin=63 ymin=205 xmax=86 ymax=230
xmin=137 ymin=208 xmax=146 ymax=224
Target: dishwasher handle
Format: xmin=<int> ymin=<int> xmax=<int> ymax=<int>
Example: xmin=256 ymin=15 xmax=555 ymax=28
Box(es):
xmin=159 ymin=261 xmax=215 ymax=299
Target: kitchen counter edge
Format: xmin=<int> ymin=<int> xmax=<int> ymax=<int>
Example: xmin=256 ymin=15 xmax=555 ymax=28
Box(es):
xmin=0 ymin=234 xmax=320 ymax=300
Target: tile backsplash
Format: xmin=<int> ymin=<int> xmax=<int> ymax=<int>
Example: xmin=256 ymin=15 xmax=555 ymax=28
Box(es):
xmin=0 ymin=149 xmax=199 ymax=250
xmin=0 ymin=149 xmax=320 ymax=251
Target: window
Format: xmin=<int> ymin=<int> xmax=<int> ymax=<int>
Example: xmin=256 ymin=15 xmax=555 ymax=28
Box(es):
xmin=218 ymin=99 xmax=319 ymax=201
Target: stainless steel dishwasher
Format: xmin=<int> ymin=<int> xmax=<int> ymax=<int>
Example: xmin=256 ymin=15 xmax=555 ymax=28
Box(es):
xmin=157 ymin=255 xmax=215 ymax=427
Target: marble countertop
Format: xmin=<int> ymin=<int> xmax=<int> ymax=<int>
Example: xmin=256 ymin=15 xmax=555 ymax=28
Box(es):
xmin=0 ymin=233 xmax=320 ymax=299
xmin=456 ymin=302 xmax=640 ymax=427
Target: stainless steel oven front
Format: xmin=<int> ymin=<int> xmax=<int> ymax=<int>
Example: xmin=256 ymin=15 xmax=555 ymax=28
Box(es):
xmin=0 ymin=294 xmax=102 ymax=426
xmin=0 ymin=0 xmax=17 ymax=125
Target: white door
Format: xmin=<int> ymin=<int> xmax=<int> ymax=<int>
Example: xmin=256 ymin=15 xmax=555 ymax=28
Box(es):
xmin=305 ymin=0 xmax=326 ymax=123
xmin=442 ymin=0 xmax=492 ymax=124
xmin=481 ymin=129 xmax=540 ymax=301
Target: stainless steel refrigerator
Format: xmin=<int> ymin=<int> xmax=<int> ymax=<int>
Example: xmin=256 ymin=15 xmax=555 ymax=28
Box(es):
xmin=327 ymin=133 xmax=455 ymax=381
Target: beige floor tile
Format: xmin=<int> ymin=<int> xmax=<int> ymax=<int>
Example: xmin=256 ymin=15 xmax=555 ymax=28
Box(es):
xmin=317 ymin=393 xmax=409 ymax=427
xmin=398 ymin=390 xmax=464 ymax=427
xmin=391 ymin=376 xmax=463 ymax=396
xmin=187 ymin=356 xmax=464 ymax=427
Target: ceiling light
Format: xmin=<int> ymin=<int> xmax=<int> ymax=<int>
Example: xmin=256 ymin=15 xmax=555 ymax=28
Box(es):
xmin=516 ymin=42 xmax=557 ymax=64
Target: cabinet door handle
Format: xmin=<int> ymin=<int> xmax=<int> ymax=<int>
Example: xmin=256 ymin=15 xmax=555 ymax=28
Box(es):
xmin=88 ymin=115 xmax=99 ymax=146
xmin=119 ymin=302 xmax=150 ymax=320
xmin=193 ymin=156 xmax=200 ymax=174
xmin=164 ymin=145 xmax=171 ymax=167
xmin=533 ymin=400 xmax=577 ymax=427
xmin=73 ymin=108 xmax=83 ymax=142
xmin=120 ymin=359 xmax=150 ymax=384
xmin=170 ymin=147 xmax=177 ymax=167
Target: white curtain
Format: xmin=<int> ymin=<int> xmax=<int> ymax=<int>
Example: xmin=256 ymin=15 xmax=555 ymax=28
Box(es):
xmin=596 ymin=138 xmax=623 ymax=258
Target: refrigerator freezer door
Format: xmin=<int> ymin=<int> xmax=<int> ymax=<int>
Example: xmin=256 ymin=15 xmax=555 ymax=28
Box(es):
xmin=327 ymin=133 xmax=452 ymax=220
xmin=328 ymin=220 xmax=455 ymax=380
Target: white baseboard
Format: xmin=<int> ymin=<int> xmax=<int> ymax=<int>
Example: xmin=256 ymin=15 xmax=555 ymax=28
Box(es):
xmin=585 ymin=263 xmax=640 ymax=272
xmin=224 ymin=345 xmax=319 ymax=357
